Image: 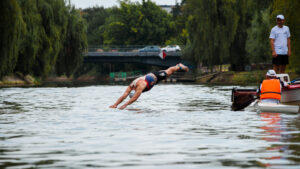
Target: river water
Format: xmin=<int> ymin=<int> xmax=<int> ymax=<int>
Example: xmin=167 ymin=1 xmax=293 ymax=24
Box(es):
xmin=1 ymin=84 xmax=300 ymax=169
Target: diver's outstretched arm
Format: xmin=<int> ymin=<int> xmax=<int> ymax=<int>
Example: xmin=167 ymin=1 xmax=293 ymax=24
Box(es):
xmin=119 ymin=81 xmax=147 ymax=110
xmin=109 ymin=86 xmax=133 ymax=108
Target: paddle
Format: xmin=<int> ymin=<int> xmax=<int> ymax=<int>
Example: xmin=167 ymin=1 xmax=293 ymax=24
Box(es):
xmin=291 ymin=77 xmax=300 ymax=84
xmin=231 ymin=88 xmax=258 ymax=111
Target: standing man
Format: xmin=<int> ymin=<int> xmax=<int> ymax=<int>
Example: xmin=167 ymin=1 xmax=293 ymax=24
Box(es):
xmin=269 ymin=14 xmax=291 ymax=73
xmin=109 ymin=63 xmax=189 ymax=110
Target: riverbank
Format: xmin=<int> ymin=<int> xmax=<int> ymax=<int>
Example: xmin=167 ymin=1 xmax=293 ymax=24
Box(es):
xmin=0 ymin=74 xmax=111 ymax=87
xmin=1 ymin=71 xmax=299 ymax=87
xmin=196 ymin=71 xmax=264 ymax=85
xmin=43 ymin=75 xmax=110 ymax=87
xmin=196 ymin=71 xmax=300 ymax=85
xmin=0 ymin=74 xmax=40 ymax=87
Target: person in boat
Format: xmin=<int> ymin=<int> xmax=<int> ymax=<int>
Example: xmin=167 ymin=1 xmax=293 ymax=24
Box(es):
xmin=258 ymin=69 xmax=287 ymax=103
xmin=109 ymin=63 xmax=189 ymax=110
xmin=269 ymin=14 xmax=291 ymax=73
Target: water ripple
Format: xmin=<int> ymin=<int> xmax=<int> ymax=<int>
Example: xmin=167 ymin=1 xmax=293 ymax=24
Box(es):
xmin=0 ymin=85 xmax=300 ymax=168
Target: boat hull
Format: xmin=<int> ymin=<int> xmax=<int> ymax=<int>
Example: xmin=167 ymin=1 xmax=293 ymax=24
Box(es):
xmin=257 ymin=102 xmax=299 ymax=113
xmin=281 ymin=84 xmax=300 ymax=103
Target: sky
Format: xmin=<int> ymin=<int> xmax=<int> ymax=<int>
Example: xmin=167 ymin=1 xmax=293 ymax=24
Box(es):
xmin=71 ymin=0 xmax=180 ymax=9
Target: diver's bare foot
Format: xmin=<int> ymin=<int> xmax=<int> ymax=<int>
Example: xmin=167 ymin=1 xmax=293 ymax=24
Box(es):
xmin=177 ymin=63 xmax=189 ymax=72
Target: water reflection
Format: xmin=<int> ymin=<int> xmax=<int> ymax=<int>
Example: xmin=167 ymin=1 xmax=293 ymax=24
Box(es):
xmin=259 ymin=112 xmax=300 ymax=167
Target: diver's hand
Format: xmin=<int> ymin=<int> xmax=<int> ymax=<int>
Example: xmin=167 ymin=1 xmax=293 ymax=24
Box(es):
xmin=119 ymin=105 xmax=127 ymax=110
xmin=109 ymin=105 xmax=117 ymax=108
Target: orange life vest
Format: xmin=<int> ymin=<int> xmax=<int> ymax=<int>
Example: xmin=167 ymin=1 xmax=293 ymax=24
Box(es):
xmin=260 ymin=79 xmax=281 ymax=100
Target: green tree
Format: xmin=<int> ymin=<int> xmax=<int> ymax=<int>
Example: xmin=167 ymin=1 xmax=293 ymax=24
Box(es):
xmin=183 ymin=0 xmax=239 ymax=68
xmin=15 ymin=0 xmax=42 ymax=75
xmin=82 ymin=7 xmax=109 ymax=45
xmin=228 ymin=0 xmax=252 ymax=70
xmin=0 ymin=0 xmax=24 ymax=77
xmin=1 ymin=0 xmax=88 ymax=78
xmin=101 ymin=0 xmax=173 ymax=45
xmin=55 ymin=7 xmax=87 ymax=76
xmin=246 ymin=7 xmax=272 ymax=64
xmin=33 ymin=0 xmax=68 ymax=77
xmin=167 ymin=1 xmax=188 ymax=46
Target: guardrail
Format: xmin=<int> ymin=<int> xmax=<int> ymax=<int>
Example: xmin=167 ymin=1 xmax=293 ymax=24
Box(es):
xmin=85 ymin=51 xmax=181 ymax=57
xmin=87 ymin=45 xmax=186 ymax=53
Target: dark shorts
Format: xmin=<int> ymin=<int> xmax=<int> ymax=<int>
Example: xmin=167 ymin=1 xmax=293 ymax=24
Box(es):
xmin=152 ymin=71 xmax=167 ymax=83
xmin=272 ymin=55 xmax=289 ymax=65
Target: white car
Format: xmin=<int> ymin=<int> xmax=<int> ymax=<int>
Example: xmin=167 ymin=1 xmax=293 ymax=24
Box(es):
xmin=161 ymin=45 xmax=181 ymax=52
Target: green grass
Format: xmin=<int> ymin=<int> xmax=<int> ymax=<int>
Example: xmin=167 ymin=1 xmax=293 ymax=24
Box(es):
xmin=232 ymin=71 xmax=265 ymax=84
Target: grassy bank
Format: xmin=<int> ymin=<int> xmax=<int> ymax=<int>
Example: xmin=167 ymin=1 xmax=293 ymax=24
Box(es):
xmin=196 ymin=71 xmax=300 ymax=85
xmin=0 ymin=73 xmax=110 ymax=87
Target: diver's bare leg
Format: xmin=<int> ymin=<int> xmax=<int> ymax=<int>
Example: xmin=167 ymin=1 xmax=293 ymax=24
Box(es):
xmin=165 ymin=63 xmax=189 ymax=76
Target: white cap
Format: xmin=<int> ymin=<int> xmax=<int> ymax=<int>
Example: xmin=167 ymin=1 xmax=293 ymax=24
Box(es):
xmin=266 ymin=69 xmax=277 ymax=77
xmin=276 ymin=14 xmax=284 ymax=20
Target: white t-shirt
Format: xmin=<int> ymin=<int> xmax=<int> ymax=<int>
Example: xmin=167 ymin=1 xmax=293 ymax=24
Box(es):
xmin=269 ymin=25 xmax=291 ymax=55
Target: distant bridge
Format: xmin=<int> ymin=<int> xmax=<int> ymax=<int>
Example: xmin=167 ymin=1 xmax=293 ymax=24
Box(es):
xmin=83 ymin=46 xmax=183 ymax=67
xmin=84 ymin=51 xmax=182 ymax=67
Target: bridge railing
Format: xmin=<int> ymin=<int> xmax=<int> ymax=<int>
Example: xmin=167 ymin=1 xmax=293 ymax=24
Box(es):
xmin=88 ymin=45 xmax=148 ymax=52
xmin=87 ymin=45 xmax=186 ymax=53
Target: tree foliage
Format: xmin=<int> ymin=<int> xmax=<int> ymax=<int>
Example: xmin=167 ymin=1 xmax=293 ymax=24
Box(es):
xmin=34 ymin=0 xmax=68 ymax=77
xmin=246 ymin=7 xmax=271 ymax=64
xmin=82 ymin=7 xmax=109 ymax=45
xmin=184 ymin=0 xmax=240 ymax=68
xmin=2 ymin=0 xmax=300 ymax=77
xmin=56 ymin=8 xmax=87 ymax=76
xmin=15 ymin=0 xmax=41 ymax=75
xmin=0 ymin=0 xmax=87 ymax=78
xmin=78 ymin=0 xmax=300 ymax=72
xmin=181 ymin=0 xmax=300 ymax=71
xmin=100 ymin=0 xmax=174 ymax=45
xmin=0 ymin=0 xmax=24 ymax=77
xmin=167 ymin=1 xmax=188 ymax=46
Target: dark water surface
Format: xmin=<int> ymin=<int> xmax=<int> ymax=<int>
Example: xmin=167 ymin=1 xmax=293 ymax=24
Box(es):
xmin=1 ymin=84 xmax=300 ymax=168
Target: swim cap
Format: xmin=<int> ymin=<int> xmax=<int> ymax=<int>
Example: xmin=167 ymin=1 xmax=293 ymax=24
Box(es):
xmin=145 ymin=75 xmax=155 ymax=89
xmin=145 ymin=75 xmax=155 ymax=84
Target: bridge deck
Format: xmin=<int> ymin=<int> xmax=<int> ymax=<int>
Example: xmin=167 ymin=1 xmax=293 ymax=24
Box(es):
xmin=85 ymin=51 xmax=181 ymax=56
xmin=84 ymin=51 xmax=182 ymax=67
